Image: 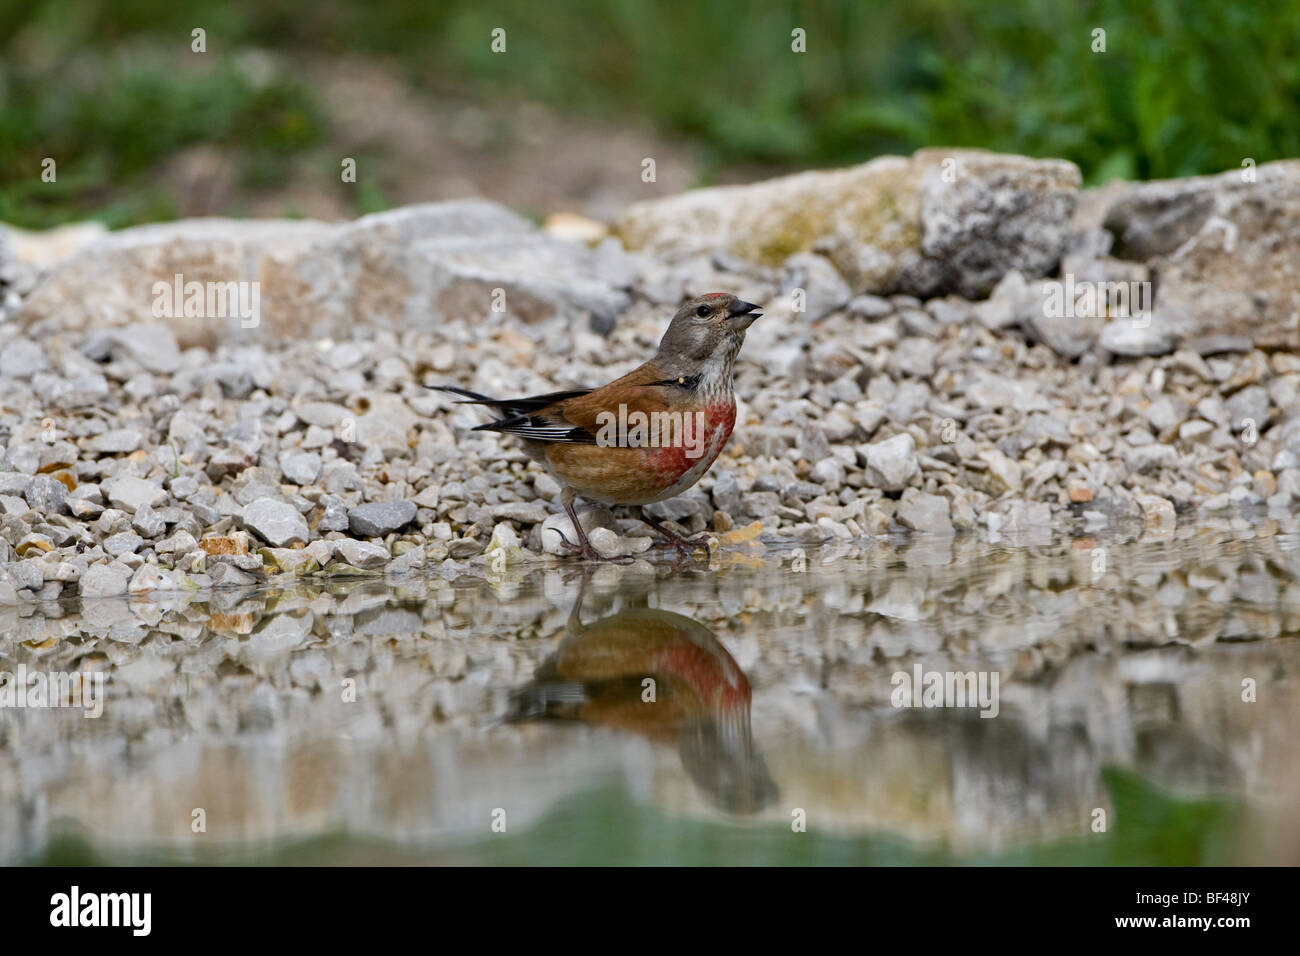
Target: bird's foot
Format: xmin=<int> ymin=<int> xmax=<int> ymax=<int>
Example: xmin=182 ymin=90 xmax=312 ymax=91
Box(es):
xmin=636 ymin=512 xmax=712 ymax=558
xmin=553 ymin=530 xmax=633 ymax=563
xmin=650 ymin=528 xmax=711 ymax=557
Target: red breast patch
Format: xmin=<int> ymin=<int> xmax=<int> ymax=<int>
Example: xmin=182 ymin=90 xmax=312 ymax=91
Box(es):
xmin=647 ymin=400 xmax=735 ymax=481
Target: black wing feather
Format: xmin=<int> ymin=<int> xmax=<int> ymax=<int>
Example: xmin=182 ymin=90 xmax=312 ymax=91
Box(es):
xmin=474 ymin=416 xmax=598 ymax=444
xmin=432 ymin=385 xmax=599 ymax=444
xmin=430 ymin=385 xmax=593 ymax=418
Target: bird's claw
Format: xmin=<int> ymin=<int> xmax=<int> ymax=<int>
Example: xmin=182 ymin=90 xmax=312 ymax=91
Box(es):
xmin=651 ymin=531 xmax=710 ymax=557
xmin=636 ymin=513 xmax=711 ymax=559
xmin=553 ymin=529 xmax=633 ymax=563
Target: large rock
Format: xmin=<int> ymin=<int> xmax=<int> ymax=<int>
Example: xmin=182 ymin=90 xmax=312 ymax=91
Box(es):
xmin=1100 ymin=160 xmax=1300 ymax=351
xmin=3 ymin=221 xmax=108 ymax=268
xmin=15 ymin=200 xmax=632 ymax=347
xmin=615 ymin=148 xmax=1080 ymax=299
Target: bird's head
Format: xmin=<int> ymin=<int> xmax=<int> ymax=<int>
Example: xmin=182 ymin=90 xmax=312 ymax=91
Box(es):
xmin=655 ymin=293 xmax=762 ymax=370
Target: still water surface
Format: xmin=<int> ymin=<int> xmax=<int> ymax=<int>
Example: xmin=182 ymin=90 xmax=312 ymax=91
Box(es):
xmin=3 ymin=522 xmax=1299 ymax=864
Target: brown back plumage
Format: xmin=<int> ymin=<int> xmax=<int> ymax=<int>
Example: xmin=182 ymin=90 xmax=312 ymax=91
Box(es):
xmin=432 ymin=292 xmax=761 ymax=445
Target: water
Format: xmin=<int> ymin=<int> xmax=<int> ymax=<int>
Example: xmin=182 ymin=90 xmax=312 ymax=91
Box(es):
xmin=3 ymin=522 xmax=1299 ymax=865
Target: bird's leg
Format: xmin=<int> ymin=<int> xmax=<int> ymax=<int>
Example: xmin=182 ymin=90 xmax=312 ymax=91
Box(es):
xmin=636 ymin=508 xmax=710 ymax=556
xmin=556 ymin=488 xmax=601 ymax=560
xmin=555 ymin=488 xmax=628 ymax=562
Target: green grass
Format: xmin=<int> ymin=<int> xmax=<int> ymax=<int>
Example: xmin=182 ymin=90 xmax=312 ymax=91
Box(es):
xmin=2 ymin=0 xmax=1298 ymax=228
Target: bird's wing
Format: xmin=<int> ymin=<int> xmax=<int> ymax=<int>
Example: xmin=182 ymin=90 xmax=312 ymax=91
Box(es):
xmin=437 ymin=365 xmax=694 ymax=445
xmin=477 ymin=412 xmax=598 ymax=444
xmin=431 ymin=384 xmax=596 ymax=443
xmin=552 ymin=363 xmax=690 ymax=435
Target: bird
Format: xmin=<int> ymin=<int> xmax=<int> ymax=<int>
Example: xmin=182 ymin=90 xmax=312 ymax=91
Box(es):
xmin=433 ymin=292 xmax=762 ymax=559
xmin=505 ymin=595 xmax=777 ymax=814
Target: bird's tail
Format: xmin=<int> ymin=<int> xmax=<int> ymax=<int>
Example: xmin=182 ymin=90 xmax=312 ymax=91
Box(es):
xmin=429 ymin=385 xmax=499 ymax=404
xmin=429 ymin=384 xmax=594 ymax=420
xmin=504 ymin=681 xmax=589 ymax=721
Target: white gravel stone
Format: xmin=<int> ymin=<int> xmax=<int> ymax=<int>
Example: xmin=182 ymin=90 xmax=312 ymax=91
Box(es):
xmin=980 ymin=449 xmax=1023 ymax=493
xmin=586 ymin=527 xmax=624 ymax=559
xmin=541 ymin=509 xmax=617 ymax=556
xmin=897 ymin=492 xmax=955 ymax=534
xmin=863 ymin=433 xmax=919 ymax=492
xmin=334 ymin=539 xmax=390 ymax=569
xmin=103 ymin=532 xmax=144 ymax=557
xmin=348 ymin=500 xmax=417 ymax=537
xmin=88 ymin=429 xmax=143 ymax=454
xmin=79 ymin=563 xmax=130 ymax=598
xmin=279 ymin=451 xmax=323 ymax=486
xmin=242 ymin=497 xmax=310 ymax=547
xmin=106 ymin=476 xmax=168 ymax=514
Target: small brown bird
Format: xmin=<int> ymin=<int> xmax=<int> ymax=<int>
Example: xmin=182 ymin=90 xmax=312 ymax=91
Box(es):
xmin=506 ymin=602 xmax=777 ymax=814
xmin=436 ymin=293 xmax=761 ymax=558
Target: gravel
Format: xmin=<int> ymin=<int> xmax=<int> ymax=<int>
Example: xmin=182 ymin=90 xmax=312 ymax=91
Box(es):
xmin=24 ymin=475 xmax=67 ymax=515
xmin=348 ymin=500 xmax=417 ymax=538
xmin=242 ymin=498 xmax=310 ymax=548
xmin=334 ymin=539 xmax=390 ymax=569
xmin=0 ymin=169 xmax=1295 ymax=599
xmin=79 ymin=564 xmax=130 ymax=598
xmin=897 ymin=491 xmax=955 ymax=534
xmin=106 ymin=476 xmax=168 ymax=514
xmin=863 ymin=434 xmax=919 ymax=492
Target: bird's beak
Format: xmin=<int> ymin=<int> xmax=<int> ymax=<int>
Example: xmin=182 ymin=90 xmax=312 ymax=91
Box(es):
xmin=727 ymin=299 xmax=762 ymax=330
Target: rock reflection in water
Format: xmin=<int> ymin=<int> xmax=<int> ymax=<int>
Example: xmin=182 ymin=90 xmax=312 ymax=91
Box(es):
xmin=506 ymin=595 xmax=777 ymax=814
xmin=1 ymin=524 xmax=1299 ymax=863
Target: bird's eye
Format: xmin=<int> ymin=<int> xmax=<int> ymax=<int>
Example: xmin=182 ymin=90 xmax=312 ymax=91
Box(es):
xmin=696 ymin=305 xmax=710 ymax=317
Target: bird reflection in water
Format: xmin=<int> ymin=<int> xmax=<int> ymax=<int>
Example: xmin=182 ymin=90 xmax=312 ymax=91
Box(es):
xmin=506 ymin=589 xmax=778 ymax=815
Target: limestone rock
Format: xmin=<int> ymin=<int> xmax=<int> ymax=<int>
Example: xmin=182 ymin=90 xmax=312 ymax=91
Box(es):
xmin=241 ymin=497 xmax=309 ymax=548
xmin=105 ymin=476 xmax=168 ymax=514
xmin=862 ymin=433 xmax=919 ymax=492
xmin=1101 ymin=160 xmax=1300 ymax=350
xmin=334 ymin=539 xmax=390 ymax=569
xmin=897 ymin=491 xmax=955 ymax=534
xmin=15 ymin=200 xmax=632 ymax=348
xmin=616 ymin=148 xmax=1080 ymax=299
xmin=79 ymin=563 xmax=130 ymax=598
xmin=348 ymin=500 xmax=417 ymax=538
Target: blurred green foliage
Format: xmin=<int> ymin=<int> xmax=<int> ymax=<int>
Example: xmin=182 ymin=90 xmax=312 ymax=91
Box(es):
xmin=0 ymin=52 xmax=323 ymax=227
xmin=2 ymin=0 xmax=1298 ymax=227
